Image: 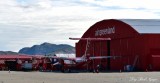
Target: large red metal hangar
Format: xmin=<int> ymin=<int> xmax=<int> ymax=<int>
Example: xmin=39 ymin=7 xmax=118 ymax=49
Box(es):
xmin=75 ymin=19 xmax=160 ymax=71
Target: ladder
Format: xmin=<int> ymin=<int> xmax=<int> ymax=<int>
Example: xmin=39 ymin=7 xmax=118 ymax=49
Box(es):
xmin=82 ymin=39 xmax=90 ymax=59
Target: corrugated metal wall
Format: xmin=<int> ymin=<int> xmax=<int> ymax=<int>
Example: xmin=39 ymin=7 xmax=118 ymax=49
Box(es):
xmin=76 ymin=19 xmax=160 ymax=71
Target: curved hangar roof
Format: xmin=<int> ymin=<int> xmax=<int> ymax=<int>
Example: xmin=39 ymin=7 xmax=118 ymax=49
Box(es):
xmin=81 ymin=19 xmax=160 ymax=39
xmin=121 ymin=19 xmax=160 ymax=33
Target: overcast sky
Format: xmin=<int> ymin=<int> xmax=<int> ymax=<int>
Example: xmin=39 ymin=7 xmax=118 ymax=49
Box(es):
xmin=0 ymin=0 xmax=160 ymax=52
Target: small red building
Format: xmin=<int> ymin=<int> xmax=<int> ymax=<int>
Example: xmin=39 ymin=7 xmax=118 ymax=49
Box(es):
xmin=0 ymin=55 xmax=43 ymax=71
xmin=0 ymin=55 xmax=32 ymax=70
xmin=76 ymin=19 xmax=160 ymax=71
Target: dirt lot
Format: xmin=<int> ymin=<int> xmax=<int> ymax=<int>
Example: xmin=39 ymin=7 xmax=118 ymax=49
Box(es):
xmin=0 ymin=71 xmax=160 ymax=83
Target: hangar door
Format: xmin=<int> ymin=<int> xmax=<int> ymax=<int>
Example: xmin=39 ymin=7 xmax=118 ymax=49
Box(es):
xmin=5 ymin=61 xmax=17 ymax=71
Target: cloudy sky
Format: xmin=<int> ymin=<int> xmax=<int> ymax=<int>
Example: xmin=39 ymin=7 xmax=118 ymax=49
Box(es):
xmin=0 ymin=0 xmax=160 ymax=52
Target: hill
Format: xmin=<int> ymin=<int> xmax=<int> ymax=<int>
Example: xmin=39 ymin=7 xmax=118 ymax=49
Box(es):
xmin=0 ymin=51 xmax=19 ymax=55
xmin=18 ymin=42 xmax=75 ymax=55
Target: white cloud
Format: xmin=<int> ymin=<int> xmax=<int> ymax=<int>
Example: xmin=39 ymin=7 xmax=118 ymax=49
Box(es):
xmin=80 ymin=0 xmax=160 ymax=9
xmin=0 ymin=0 xmax=160 ymax=52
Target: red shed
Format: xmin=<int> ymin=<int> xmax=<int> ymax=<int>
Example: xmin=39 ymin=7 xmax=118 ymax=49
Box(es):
xmin=0 ymin=55 xmax=33 ymax=70
xmin=76 ymin=19 xmax=160 ymax=71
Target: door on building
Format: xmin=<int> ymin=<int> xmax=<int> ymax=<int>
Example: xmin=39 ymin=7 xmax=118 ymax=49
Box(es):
xmin=5 ymin=61 xmax=17 ymax=71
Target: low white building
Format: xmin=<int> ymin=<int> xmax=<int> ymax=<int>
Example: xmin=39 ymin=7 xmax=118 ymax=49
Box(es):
xmin=55 ymin=54 xmax=75 ymax=58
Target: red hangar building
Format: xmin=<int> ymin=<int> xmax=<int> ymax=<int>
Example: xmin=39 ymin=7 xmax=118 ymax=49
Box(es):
xmin=75 ymin=19 xmax=160 ymax=71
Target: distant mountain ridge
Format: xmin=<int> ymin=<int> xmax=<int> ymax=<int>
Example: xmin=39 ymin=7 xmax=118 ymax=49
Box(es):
xmin=0 ymin=51 xmax=19 ymax=55
xmin=18 ymin=42 xmax=75 ymax=55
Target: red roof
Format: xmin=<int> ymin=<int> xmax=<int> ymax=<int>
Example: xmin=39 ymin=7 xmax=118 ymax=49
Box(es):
xmin=0 ymin=55 xmax=32 ymax=60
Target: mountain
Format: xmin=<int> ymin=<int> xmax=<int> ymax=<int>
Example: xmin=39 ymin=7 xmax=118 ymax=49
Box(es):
xmin=18 ymin=42 xmax=75 ymax=55
xmin=0 ymin=51 xmax=19 ymax=55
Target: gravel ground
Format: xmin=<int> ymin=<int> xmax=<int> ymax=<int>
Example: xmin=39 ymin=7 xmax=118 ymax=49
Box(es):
xmin=0 ymin=71 xmax=160 ymax=83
